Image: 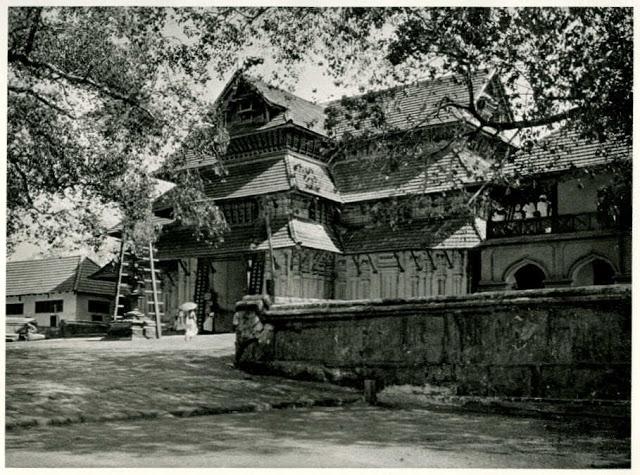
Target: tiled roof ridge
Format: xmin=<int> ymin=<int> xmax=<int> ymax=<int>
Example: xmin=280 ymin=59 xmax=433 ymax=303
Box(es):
xmin=7 ymin=254 xmax=85 ymax=265
xmin=74 ymin=256 xmax=104 ymax=292
xmin=244 ymin=74 xmax=325 ymax=110
xmin=242 ymin=69 xmax=490 ymax=111
xmin=319 ymin=69 xmax=492 ymax=108
xmin=72 ymin=256 xmax=85 ymax=292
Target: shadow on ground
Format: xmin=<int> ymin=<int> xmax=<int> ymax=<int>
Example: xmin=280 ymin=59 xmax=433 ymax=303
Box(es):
xmin=6 ymin=405 xmax=630 ymax=468
xmin=6 ymin=335 xmax=356 ymax=425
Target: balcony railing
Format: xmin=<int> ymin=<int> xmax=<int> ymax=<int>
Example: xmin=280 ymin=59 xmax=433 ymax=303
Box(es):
xmin=487 ymin=212 xmax=618 ymax=239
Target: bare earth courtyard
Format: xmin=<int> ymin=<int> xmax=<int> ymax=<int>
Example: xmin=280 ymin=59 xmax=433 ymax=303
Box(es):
xmin=5 ymin=334 xmax=630 ymax=468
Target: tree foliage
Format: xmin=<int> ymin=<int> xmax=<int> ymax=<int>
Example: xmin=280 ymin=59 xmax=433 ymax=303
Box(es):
xmin=7 ymin=7 xmax=632 ymax=255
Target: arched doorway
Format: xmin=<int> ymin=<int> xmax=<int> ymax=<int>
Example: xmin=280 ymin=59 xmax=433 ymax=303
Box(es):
xmin=513 ymin=264 xmax=546 ymax=290
xmin=572 ymin=258 xmax=616 ymax=286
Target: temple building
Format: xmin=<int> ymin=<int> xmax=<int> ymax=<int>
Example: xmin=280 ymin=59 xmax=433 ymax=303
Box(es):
xmin=123 ymin=71 xmax=630 ymax=331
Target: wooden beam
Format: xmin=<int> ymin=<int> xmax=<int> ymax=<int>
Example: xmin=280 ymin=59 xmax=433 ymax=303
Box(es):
xmin=351 ymin=255 xmax=361 ymax=276
xmin=366 ymin=254 xmax=378 ymax=274
xmin=295 ymin=248 xmax=312 ymax=273
xmin=271 ymin=253 xmax=281 ymax=271
xmin=409 ymin=251 xmax=423 ymax=271
xmin=308 ymin=251 xmax=319 ymax=271
xmin=163 ymin=267 xmax=176 ymax=287
xmin=178 ymin=259 xmax=190 ymax=276
xmin=392 ymin=252 xmax=405 ymax=273
xmin=442 ymin=250 xmax=454 ymax=269
xmin=424 ymin=249 xmax=436 ymax=271
xmin=262 ymin=197 xmax=278 ymax=272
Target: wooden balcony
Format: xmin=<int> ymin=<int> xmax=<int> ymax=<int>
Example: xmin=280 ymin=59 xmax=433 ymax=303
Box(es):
xmin=487 ymin=212 xmax=620 ymax=239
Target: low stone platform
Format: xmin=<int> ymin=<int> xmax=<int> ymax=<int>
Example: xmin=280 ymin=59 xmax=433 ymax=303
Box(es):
xmin=105 ymin=318 xmax=158 ymax=340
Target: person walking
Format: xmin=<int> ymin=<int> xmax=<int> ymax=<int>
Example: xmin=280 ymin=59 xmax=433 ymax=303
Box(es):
xmin=185 ymin=309 xmax=198 ymax=341
xmin=178 ymin=302 xmax=198 ymax=341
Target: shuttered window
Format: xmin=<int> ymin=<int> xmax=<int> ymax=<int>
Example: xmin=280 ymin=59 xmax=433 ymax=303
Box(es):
xmin=35 ymin=300 xmax=64 ymax=313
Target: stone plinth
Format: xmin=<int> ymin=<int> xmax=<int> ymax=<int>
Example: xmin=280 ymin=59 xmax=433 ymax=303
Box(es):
xmin=105 ymin=318 xmax=158 ymax=340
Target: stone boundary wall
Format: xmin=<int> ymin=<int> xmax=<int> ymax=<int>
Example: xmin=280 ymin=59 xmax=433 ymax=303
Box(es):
xmin=234 ymin=286 xmax=631 ymax=400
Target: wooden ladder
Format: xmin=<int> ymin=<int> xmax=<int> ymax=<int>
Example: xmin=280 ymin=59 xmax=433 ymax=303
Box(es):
xmin=193 ymin=258 xmax=210 ymax=330
xmin=248 ymin=254 xmax=265 ymax=294
xmin=112 ymin=240 xmax=164 ymax=338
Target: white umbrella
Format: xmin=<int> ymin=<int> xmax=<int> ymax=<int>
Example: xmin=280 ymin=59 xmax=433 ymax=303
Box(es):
xmin=179 ymin=302 xmax=198 ymax=312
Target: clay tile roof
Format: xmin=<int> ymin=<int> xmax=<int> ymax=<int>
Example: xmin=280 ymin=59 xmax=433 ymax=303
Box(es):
xmin=247 ymin=76 xmax=327 ymax=136
xmin=156 ymin=226 xmax=258 ymax=259
xmin=501 ymin=126 xmax=631 ymax=177
xmin=332 ymin=146 xmax=490 ymax=203
xmin=256 ymin=218 xmax=342 ymax=254
xmin=162 ymin=71 xmax=495 ymax=175
xmin=156 ymin=221 xmax=265 ymax=259
xmin=289 ymin=219 xmax=342 ymax=254
xmin=341 ymin=218 xmax=482 ymax=254
xmin=193 ymin=154 xmax=340 ymax=203
xmin=286 ymin=154 xmax=340 ymax=202
xmin=156 ymin=217 xmax=342 ymax=259
xmin=322 ymin=71 xmax=491 ymax=139
xmin=203 ymin=157 xmax=291 ymax=200
xmin=6 ymin=256 xmax=115 ymax=297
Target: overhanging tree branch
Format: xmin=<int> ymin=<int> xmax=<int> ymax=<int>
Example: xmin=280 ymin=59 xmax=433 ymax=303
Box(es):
xmin=24 ymin=8 xmax=42 ymax=56
xmin=9 ymin=52 xmax=157 ymax=121
xmin=9 ymin=85 xmax=76 ymax=119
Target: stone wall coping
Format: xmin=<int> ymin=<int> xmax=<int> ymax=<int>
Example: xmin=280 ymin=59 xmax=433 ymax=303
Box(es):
xmin=262 ymin=285 xmax=630 ymax=320
xmin=480 ymin=228 xmax=629 ymax=247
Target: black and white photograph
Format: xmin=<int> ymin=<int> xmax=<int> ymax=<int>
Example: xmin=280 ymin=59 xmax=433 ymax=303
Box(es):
xmin=3 ymin=3 xmax=633 ymax=469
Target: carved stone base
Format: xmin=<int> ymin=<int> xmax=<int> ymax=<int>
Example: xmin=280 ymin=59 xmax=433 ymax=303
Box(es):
xmin=105 ymin=318 xmax=158 ymax=340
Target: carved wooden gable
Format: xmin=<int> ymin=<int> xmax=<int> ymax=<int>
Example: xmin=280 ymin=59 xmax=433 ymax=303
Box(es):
xmin=223 ymin=80 xmax=275 ymax=129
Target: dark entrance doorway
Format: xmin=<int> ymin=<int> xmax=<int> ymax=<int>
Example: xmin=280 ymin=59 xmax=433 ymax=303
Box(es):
xmin=514 ymin=264 xmax=546 ymax=290
xmin=593 ymin=259 xmax=616 ymax=285
xmin=573 ymin=258 xmax=616 ymax=286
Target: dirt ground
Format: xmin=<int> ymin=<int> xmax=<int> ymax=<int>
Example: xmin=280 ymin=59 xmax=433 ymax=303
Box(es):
xmin=5 ymin=334 xmax=357 ymax=428
xmin=6 ymin=404 xmax=630 ymax=468
xmin=5 ymin=334 xmax=631 ymax=468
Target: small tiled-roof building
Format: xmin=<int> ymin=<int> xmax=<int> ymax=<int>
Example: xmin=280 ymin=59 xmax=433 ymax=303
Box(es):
xmin=132 ymin=70 xmax=629 ymax=331
xmin=480 ymin=126 xmax=631 ymax=290
xmin=5 ymin=256 xmax=115 ymax=328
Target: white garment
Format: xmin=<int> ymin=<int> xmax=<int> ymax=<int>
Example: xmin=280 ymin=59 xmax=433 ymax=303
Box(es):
xmin=203 ymin=314 xmax=214 ymax=332
xmin=185 ymin=315 xmax=198 ymax=338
